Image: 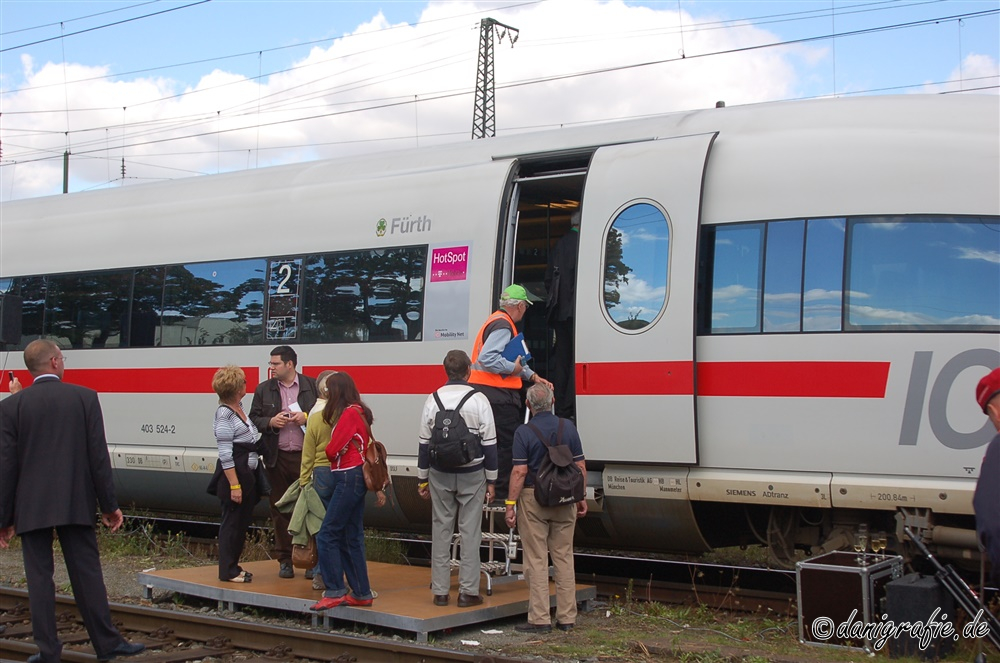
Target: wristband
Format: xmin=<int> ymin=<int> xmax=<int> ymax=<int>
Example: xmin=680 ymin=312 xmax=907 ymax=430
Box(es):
xmin=230 ymin=484 xmax=241 ymax=490
xmin=417 ymin=482 xmax=428 ymax=490
xmin=505 ymin=500 xmax=516 ymax=506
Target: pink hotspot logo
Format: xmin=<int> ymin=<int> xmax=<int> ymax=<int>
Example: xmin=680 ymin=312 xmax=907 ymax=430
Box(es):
xmin=430 ymin=246 xmax=469 ymax=282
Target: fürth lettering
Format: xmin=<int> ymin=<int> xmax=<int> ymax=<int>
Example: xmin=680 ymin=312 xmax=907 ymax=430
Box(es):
xmin=391 ymin=215 xmax=431 ymax=234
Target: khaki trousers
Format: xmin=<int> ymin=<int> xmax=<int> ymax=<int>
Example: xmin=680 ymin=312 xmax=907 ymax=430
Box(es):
xmin=516 ymin=491 xmax=578 ymax=626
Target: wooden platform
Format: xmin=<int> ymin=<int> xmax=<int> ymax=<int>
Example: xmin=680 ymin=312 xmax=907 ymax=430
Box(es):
xmin=138 ymin=560 xmax=596 ymax=641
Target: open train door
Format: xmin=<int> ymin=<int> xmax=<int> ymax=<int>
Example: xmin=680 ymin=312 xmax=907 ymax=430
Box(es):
xmin=575 ymin=133 xmax=716 ymax=464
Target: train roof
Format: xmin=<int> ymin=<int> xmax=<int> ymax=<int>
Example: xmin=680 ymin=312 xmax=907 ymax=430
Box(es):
xmin=4 ymin=95 xmax=997 ymax=205
xmin=1 ymin=94 xmax=997 ymax=277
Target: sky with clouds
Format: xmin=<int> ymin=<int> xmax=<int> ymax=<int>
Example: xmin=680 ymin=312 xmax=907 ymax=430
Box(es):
xmin=1 ymin=0 xmax=997 ymax=201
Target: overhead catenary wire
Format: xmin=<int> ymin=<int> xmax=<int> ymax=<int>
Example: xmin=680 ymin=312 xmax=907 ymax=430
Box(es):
xmin=0 ymin=4 xmax=995 ymax=172
xmin=0 ymin=0 xmax=541 ymax=97
xmin=0 ymin=0 xmax=161 ymax=37
xmin=5 ymin=2 xmax=995 ymax=137
xmin=0 ymin=0 xmax=956 ymax=110
xmin=0 ymin=0 xmax=988 ymax=124
xmin=0 ymin=0 xmax=213 ymax=53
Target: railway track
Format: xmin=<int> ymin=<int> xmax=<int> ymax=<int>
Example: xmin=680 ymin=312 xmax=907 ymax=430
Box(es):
xmin=0 ymin=587 xmax=530 ymax=663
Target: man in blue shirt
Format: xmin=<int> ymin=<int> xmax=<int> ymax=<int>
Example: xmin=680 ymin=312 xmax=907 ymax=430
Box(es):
xmin=504 ymin=383 xmax=587 ymax=633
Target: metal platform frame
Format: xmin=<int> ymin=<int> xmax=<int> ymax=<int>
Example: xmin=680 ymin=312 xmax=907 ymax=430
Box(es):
xmin=138 ymin=560 xmax=595 ymax=642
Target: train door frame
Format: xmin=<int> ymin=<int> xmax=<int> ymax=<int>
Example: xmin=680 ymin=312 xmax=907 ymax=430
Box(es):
xmin=496 ymin=154 xmax=592 ymax=406
xmin=575 ymin=132 xmax=717 ymax=465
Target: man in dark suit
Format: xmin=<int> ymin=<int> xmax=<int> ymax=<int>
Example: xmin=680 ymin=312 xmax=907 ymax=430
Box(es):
xmin=544 ymin=211 xmax=580 ymax=420
xmin=0 ymin=339 xmax=144 ymax=663
xmin=249 ymin=345 xmax=318 ymax=578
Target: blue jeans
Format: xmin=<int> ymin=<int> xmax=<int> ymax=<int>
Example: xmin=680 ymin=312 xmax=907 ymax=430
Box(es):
xmin=313 ymin=466 xmax=335 ymax=508
xmin=311 ymin=467 xmax=335 ymax=578
xmin=316 ymin=465 xmax=372 ymax=599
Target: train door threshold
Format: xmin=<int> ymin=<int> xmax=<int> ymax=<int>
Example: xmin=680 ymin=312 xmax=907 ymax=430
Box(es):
xmin=138 ymin=559 xmax=596 ymax=642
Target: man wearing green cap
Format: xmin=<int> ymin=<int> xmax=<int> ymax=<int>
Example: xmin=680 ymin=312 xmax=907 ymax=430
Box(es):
xmin=469 ymin=285 xmax=553 ymax=500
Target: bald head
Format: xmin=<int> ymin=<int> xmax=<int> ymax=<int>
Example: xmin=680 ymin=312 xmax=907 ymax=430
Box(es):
xmin=23 ymin=339 xmax=64 ymax=377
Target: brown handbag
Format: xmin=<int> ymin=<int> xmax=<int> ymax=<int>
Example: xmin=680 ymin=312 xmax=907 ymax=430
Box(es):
xmin=291 ymin=536 xmax=318 ymax=569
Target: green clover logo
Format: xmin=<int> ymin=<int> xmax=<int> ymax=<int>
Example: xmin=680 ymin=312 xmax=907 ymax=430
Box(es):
xmin=376 ymin=218 xmax=387 ymax=237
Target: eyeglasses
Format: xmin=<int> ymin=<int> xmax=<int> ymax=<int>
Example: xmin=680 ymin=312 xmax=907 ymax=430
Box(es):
xmin=267 ymin=361 xmax=284 ymax=367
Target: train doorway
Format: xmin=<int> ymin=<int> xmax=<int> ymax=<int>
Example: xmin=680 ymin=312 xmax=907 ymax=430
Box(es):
xmin=502 ymin=154 xmax=591 ymax=419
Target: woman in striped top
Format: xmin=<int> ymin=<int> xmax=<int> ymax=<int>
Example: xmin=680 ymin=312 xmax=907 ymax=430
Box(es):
xmin=212 ymin=365 xmax=262 ymax=582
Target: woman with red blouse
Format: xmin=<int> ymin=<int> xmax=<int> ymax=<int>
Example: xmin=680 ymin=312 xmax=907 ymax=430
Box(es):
xmin=310 ymin=372 xmax=380 ymax=610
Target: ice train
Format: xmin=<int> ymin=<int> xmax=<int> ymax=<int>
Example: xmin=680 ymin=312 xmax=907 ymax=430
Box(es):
xmin=1 ymin=95 xmax=998 ymax=564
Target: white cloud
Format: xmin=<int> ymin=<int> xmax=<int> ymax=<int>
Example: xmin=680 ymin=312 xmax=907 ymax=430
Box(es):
xmin=617 ymin=277 xmax=666 ymax=308
xmin=803 ymin=288 xmax=843 ymax=301
xmin=713 ymin=284 xmax=756 ymax=301
xmin=919 ymin=52 xmax=1000 ymax=95
xmin=849 ymin=305 xmax=1000 ymax=327
xmin=1 ymin=0 xmax=813 ymax=201
xmin=957 ymin=247 xmax=1000 ymax=264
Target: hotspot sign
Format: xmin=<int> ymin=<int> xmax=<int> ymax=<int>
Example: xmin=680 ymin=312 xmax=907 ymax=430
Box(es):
xmin=423 ymin=243 xmax=471 ymax=341
xmin=430 ymin=246 xmax=469 ymax=282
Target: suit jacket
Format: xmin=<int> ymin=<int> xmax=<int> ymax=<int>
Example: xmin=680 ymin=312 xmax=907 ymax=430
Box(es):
xmin=0 ymin=376 xmax=118 ymax=534
xmin=544 ymin=229 xmax=579 ymax=323
xmin=248 ymin=373 xmax=318 ymax=468
xmin=974 ymin=432 xmax=1000 ymax=581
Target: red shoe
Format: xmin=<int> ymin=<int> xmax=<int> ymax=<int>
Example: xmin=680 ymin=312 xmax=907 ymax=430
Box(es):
xmin=345 ymin=594 xmax=373 ymax=607
xmin=310 ymin=596 xmax=347 ymax=611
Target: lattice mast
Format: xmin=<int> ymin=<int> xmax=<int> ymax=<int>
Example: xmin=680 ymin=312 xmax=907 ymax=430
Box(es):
xmin=471 ymin=18 xmax=518 ymax=140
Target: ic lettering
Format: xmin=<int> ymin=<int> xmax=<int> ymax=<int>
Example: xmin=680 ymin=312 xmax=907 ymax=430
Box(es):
xmin=898 ymin=349 xmax=999 ymax=449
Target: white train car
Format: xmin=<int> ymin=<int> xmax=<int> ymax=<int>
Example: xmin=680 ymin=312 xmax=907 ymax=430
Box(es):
xmin=2 ymin=95 xmax=997 ymax=562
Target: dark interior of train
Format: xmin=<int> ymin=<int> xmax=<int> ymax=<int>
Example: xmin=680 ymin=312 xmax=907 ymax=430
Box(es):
xmin=507 ymin=154 xmax=590 ymax=400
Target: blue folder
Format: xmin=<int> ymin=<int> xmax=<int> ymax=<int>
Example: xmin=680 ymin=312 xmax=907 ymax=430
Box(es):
xmin=502 ymin=333 xmax=531 ymax=363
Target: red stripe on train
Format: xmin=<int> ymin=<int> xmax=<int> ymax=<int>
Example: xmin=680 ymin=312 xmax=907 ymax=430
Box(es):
xmin=24 ymin=367 xmax=261 ymax=394
xmin=576 ymin=361 xmax=889 ymax=398
xmin=575 ymin=361 xmax=695 ymax=396
xmin=697 ymin=361 xmax=890 ymax=398
xmin=23 ymin=361 xmax=889 ymax=398
xmin=304 ymin=365 xmax=444 ymax=395
xmin=41 ymin=365 xmax=442 ymax=394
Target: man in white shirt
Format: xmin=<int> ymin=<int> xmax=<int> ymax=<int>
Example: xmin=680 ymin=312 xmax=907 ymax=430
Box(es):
xmin=417 ymin=350 xmax=498 ymax=607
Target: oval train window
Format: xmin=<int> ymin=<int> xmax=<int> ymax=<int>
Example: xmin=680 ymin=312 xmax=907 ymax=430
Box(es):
xmin=603 ymin=202 xmax=670 ymax=331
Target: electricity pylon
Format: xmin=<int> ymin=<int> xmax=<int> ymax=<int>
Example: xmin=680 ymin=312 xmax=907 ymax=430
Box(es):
xmin=471 ymin=18 xmax=518 ymax=140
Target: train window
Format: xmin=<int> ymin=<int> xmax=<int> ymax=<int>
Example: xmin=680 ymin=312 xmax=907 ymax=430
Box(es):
xmin=8 ymin=277 xmax=45 ymax=350
xmin=803 ymin=218 xmax=846 ymax=332
xmin=603 ymin=202 xmax=670 ymax=330
xmin=763 ymin=220 xmax=805 ymax=332
xmin=266 ymin=259 xmax=302 ymax=340
xmin=300 ymin=246 xmax=426 ymax=343
xmin=130 ymin=267 xmax=164 ymax=348
xmin=846 ymin=216 xmax=1000 ymax=330
xmin=160 ymin=259 xmax=266 ymax=346
xmin=44 ymin=271 xmax=132 ymax=349
xmin=710 ymin=223 xmax=764 ymax=333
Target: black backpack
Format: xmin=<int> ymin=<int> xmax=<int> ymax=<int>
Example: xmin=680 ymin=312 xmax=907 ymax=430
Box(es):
xmin=429 ymin=389 xmax=483 ymax=468
xmin=528 ymin=419 xmax=585 ymax=507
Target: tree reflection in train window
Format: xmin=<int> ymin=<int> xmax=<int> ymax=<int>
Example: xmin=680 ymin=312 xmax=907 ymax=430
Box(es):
xmin=603 ymin=202 xmax=670 ymax=331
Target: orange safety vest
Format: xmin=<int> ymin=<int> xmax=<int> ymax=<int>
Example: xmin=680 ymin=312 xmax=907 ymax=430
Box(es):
xmin=468 ymin=310 xmax=523 ymax=390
